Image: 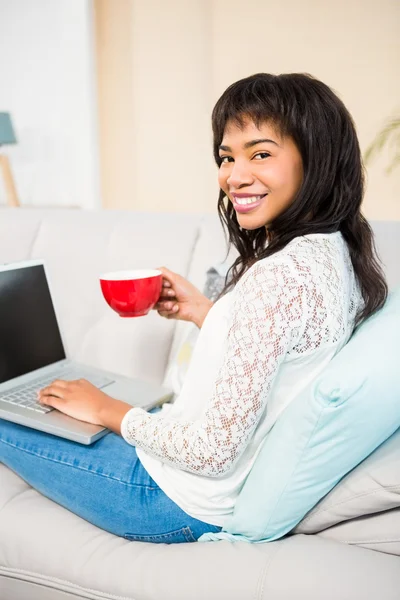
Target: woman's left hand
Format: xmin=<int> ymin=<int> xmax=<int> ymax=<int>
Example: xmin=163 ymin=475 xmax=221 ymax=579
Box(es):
xmin=38 ymin=379 xmax=114 ymax=426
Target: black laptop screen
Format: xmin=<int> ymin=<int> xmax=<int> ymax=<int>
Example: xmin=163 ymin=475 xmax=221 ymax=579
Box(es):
xmin=0 ymin=264 xmax=66 ymax=384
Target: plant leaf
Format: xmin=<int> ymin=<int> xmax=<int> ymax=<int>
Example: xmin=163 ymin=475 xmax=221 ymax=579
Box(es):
xmin=386 ymin=151 xmax=400 ymax=175
xmin=364 ymin=117 xmax=400 ymax=168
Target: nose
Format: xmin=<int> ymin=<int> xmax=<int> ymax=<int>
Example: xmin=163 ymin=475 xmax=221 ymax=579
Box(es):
xmin=226 ymin=159 xmax=254 ymax=189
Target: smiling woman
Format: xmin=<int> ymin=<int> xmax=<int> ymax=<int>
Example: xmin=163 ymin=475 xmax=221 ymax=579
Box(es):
xmin=0 ymin=72 xmax=389 ymax=546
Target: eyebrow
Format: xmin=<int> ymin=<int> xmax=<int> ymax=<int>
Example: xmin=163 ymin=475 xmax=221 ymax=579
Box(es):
xmin=219 ymin=138 xmax=280 ymax=152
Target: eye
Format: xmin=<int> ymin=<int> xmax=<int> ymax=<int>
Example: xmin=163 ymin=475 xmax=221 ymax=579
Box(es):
xmin=253 ymin=152 xmax=271 ymax=160
xmin=219 ymin=156 xmax=234 ymax=164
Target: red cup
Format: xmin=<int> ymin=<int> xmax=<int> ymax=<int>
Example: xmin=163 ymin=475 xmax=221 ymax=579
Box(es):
xmin=100 ymin=269 xmax=162 ymax=317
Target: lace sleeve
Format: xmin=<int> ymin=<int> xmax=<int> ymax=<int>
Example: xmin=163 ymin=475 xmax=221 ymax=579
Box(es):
xmin=121 ymin=256 xmax=308 ymax=476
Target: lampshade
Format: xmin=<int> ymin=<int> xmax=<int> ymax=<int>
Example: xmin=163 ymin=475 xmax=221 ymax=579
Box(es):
xmin=0 ymin=113 xmax=17 ymax=145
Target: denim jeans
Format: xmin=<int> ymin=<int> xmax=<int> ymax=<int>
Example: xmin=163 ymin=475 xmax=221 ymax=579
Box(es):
xmin=0 ymin=418 xmax=222 ymax=543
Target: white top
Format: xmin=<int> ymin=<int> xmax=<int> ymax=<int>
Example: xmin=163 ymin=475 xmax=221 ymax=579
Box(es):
xmin=121 ymin=232 xmax=363 ymax=526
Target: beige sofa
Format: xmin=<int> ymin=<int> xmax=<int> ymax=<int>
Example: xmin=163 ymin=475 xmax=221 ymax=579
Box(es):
xmin=0 ymin=208 xmax=399 ymax=600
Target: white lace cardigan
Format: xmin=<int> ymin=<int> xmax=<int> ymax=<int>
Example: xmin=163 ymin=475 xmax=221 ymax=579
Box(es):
xmin=121 ymin=232 xmax=363 ymax=526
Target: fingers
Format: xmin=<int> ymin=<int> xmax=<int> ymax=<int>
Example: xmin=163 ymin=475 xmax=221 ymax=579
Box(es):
xmin=38 ymin=379 xmax=81 ymax=402
xmin=157 ymin=266 xmax=177 ymax=290
xmin=157 ymin=266 xmax=172 ymax=282
xmin=47 ymin=379 xmax=70 ymax=389
xmin=41 ymin=384 xmax=62 ymax=395
xmin=38 ymin=392 xmax=64 ymax=409
xmin=152 ymin=295 xmax=176 ymax=312
xmin=156 ymin=304 xmax=179 ymax=319
xmin=155 ymin=299 xmax=178 ymax=311
xmin=37 ymin=385 xmax=66 ymax=407
xmin=156 ymin=266 xmax=176 ymax=298
xmin=157 ymin=266 xmax=173 ymax=276
xmin=162 ymin=280 xmax=174 ymax=294
xmin=157 ymin=304 xmax=179 ymax=319
xmin=155 ymin=267 xmax=182 ymax=319
xmin=159 ymin=287 xmax=175 ymax=300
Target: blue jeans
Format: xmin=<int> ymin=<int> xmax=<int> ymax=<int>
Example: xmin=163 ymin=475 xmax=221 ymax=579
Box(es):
xmin=0 ymin=418 xmax=222 ymax=543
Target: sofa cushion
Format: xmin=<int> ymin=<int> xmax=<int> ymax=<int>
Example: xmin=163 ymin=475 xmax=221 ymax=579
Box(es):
xmin=200 ymin=287 xmax=400 ymax=543
xmin=163 ymin=255 xmax=232 ymax=395
xmin=295 ymin=427 xmax=400 ymax=535
xmin=317 ymin=507 xmax=400 ymax=556
xmin=163 ymin=215 xmax=238 ymax=391
xmin=2 ymin=464 xmax=400 ymax=600
xmin=369 ymin=221 xmax=400 ymax=290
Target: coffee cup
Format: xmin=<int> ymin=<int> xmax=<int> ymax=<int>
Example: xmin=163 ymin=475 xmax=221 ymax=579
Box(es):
xmin=100 ymin=269 xmax=162 ymax=317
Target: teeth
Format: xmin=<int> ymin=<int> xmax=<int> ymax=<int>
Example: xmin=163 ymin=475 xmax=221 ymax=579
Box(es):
xmin=235 ymin=195 xmax=265 ymax=205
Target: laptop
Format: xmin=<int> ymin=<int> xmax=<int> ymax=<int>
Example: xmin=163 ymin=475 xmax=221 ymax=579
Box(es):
xmin=0 ymin=259 xmax=173 ymax=444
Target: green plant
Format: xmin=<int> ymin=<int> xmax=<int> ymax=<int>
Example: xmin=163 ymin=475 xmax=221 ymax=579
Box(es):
xmin=364 ymin=116 xmax=400 ymax=174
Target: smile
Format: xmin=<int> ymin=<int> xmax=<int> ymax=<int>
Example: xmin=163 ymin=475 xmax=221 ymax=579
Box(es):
xmin=232 ymin=194 xmax=267 ymax=213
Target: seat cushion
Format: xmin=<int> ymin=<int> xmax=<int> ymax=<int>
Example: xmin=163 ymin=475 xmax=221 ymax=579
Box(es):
xmin=1 ymin=464 xmax=400 ymax=600
xmin=200 ymin=287 xmax=400 ymax=543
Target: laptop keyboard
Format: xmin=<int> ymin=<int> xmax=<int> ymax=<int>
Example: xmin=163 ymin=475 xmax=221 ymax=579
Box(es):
xmin=0 ymin=368 xmax=114 ymax=415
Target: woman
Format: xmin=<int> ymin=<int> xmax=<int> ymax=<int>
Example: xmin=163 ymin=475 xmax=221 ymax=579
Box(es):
xmin=0 ymin=73 xmax=387 ymax=543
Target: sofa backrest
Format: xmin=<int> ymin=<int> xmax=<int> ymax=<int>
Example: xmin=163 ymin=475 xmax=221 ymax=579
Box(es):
xmin=0 ymin=209 xmax=200 ymax=384
xmin=187 ymin=216 xmax=400 ymax=291
xmin=368 ymin=220 xmax=400 ymax=290
xmin=0 ymin=208 xmax=398 ymax=386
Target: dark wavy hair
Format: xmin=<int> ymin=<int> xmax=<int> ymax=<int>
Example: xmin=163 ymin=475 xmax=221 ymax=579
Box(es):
xmin=212 ymin=73 xmax=387 ymax=324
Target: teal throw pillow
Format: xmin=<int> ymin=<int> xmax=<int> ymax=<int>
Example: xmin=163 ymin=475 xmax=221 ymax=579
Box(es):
xmin=199 ymin=287 xmax=400 ymax=543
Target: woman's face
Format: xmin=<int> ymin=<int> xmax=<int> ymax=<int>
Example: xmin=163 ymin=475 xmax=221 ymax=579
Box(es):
xmin=218 ymin=118 xmax=303 ymax=231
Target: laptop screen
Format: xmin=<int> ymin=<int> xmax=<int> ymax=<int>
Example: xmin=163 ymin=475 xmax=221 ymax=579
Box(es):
xmin=0 ymin=264 xmax=66 ymax=384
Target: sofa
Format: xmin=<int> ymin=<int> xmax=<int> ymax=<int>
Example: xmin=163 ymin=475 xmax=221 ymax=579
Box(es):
xmin=0 ymin=208 xmax=399 ymax=600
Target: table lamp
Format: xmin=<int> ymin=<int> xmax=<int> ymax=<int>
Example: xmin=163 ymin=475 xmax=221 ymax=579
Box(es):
xmin=0 ymin=112 xmax=20 ymax=207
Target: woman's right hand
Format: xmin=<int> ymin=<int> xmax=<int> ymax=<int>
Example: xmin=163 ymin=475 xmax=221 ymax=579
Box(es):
xmin=154 ymin=267 xmax=213 ymax=329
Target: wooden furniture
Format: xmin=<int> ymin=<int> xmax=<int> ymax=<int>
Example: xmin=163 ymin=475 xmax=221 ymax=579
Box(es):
xmin=0 ymin=154 xmax=20 ymax=207
xmin=0 ymin=113 xmax=20 ymax=207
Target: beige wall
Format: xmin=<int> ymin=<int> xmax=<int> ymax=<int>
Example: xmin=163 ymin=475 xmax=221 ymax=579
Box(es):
xmin=94 ymin=0 xmax=135 ymax=209
xmin=95 ymin=0 xmax=400 ymax=219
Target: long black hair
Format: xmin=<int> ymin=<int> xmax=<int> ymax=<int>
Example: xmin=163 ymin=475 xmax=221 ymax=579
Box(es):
xmin=212 ymin=73 xmax=387 ymax=324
